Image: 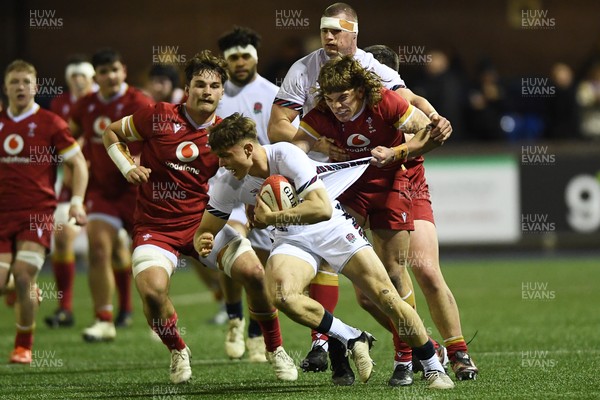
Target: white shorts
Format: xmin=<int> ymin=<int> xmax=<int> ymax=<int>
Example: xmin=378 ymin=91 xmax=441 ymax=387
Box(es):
xmin=269 ymin=203 xmax=370 ymax=275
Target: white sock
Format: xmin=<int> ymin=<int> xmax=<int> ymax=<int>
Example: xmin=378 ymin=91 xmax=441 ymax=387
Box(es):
xmin=312 ymin=337 xmax=329 ymax=352
xmin=327 ymin=317 xmax=361 ymax=347
xmin=420 ymin=353 xmax=444 ymax=374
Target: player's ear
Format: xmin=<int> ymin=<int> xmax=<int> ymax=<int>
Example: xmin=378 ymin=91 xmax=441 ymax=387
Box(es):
xmin=243 ymin=142 xmax=253 ymax=158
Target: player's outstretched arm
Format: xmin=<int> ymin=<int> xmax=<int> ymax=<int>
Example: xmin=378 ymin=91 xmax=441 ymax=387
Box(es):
xmin=396 ymin=87 xmax=452 ymax=143
xmin=63 ymin=150 xmax=88 ymax=226
xmin=194 ymin=212 xmax=227 ymax=258
xmin=267 ymin=104 xmax=301 ymax=143
xmin=103 ymin=119 xmax=151 ymax=185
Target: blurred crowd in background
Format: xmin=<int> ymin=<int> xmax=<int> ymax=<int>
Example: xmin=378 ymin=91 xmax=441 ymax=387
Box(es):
xmin=10 ymin=35 xmax=600 ymax=143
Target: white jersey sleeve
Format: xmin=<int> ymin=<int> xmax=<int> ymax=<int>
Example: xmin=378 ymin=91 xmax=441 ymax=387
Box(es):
xmin=355 ymin=49 xmax=406 ymax=90
xmin=207 ymin=168 xmax=243 ymax=219
xmin=266 ymin=143 xmax=325 ymax=198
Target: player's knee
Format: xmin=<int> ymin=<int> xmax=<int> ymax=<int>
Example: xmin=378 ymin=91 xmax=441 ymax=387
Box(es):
xmin=88 ymin=244 xmax=112 ymax=266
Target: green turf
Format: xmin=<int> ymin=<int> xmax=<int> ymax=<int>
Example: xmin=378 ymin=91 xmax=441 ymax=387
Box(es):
xmin=1 ymin=256 xmax=599 ymax=399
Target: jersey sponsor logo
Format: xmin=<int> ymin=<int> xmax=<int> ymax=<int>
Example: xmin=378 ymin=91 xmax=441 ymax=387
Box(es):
xmin=142 ymin=233 xmax=152 ymax=241
xmin=93 ymin=116 xmax=112 ymax=136
xmin=401 ymin=212 xmax=407 ymax=222
xmin=3 ymin=133 xmax=24 ymax=155
xmin=173 ymin=123 xmax=183 ymax=133
xmin=347 ymin=133 xmax=371 ymax=147
xmin=176 ymin=141 xmax=199 ymax=162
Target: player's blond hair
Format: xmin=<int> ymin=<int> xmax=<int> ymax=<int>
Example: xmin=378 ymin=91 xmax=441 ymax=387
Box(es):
xmin=4 ymin=59 xmax=37 ymax=81
xmin=315 ymin=55 xmax=383 ymax=109
xmin=209 ymin=113 xmax=257 ymax=152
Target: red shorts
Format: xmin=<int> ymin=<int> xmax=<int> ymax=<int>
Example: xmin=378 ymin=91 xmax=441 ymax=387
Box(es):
xmin=406 ymin=163 xmax=435 ymax=224
xmin=85 ymin=186 xmax=136 ymax=233
xmin=338 ymin=178 xmax=413 ymax=231
xmin=0 ymin=208 xmax=54 ymax=253
xmin=132 ymin=218 xmax=200 ymax=260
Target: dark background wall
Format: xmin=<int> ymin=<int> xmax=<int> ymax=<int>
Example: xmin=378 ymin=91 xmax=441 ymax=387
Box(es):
xmin=2 ymin=0 xmax=599 ymax=87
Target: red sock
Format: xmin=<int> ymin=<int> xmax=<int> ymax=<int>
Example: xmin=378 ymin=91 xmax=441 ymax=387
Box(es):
xmin=390 ymin=322 xmax=412 ymax=362
xmin=15 ymin=328 xmax=34 ymax=350
xmin=113 ymin=268 xmax=132 ymax=313
xmin=444 ymin=336 xmax=468 ymax=360
xmin=52 ymin=257 xmax=75 ymax=311
xmin=249 ymin=309 xmax=282 ymax=352
xmin=96 ymin=309 xmax=113 ymax=322
xmin=151 ymin=312 xmax=186 ymax=351
xmin=309 ymin=272 xmax=339 ymax=342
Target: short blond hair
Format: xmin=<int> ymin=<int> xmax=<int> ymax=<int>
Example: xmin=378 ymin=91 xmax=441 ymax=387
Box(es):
xmin=4 ymin=59 xmax=37 ymax=82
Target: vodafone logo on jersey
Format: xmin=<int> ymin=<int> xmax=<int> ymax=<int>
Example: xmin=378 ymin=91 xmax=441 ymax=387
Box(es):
xmin=176 ymin=141 xmax=199 ymax=162
xmin=3 ymin=134 xmax=24 ymax=155
xmin=347 ymin=134 xmax=371 ymax=147
xmin=93 ymin=116 xmax=112 ymax=136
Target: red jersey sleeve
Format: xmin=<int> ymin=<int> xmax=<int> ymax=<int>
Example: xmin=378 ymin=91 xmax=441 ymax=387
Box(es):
xmin=120 ymin=103 xmax=156 ymax=142
xmin=50 ymin=115 xmax=79 ymax=160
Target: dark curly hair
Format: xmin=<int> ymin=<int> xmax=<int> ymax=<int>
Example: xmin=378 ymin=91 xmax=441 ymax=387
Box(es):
xmin=184 ymin=50 xmax=228 ymax=86
xmin=217 ymin=26 xmax=261 ymax=52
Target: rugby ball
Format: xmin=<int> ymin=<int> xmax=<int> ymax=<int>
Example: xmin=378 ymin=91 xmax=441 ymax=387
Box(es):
xmin=259 ymin=175 xmax=299 ymax=211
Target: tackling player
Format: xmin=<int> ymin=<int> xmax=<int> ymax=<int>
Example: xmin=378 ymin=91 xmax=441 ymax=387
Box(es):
xmin=267 ymin=2 xmax=452 ymax=385
xmin=69 ymin=48 xmax=153 ymax=341
xmin=363 ymin=44 xmax=479 ymax=381
xmin=102 ymin=51 xmax=296 ymax=383
xmin=196 ymin=113 xmax=454 ymax=389
xmin=0 ymin=60 xmax=88 ymax=363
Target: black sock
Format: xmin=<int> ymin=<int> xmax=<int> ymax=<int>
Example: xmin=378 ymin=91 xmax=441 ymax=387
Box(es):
xmin=315 ymin=310 xmax=334 ymax=334
xmin=225 ymin=301 xmax=243 ymax=320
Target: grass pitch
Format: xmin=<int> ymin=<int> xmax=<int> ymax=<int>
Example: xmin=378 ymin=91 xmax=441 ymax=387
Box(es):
xmin=1 ymin=254 xmax=599 ymax=399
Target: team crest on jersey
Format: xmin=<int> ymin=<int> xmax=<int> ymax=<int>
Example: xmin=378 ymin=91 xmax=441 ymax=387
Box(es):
xmin=3 ymin=133 xmax=24 ymax=155
xmin=347 ymin=133 xmax=371 ymax=147
xmin=253 ymin=102 xmax=263 ymax=114
xmin=366 ymin=117 xmax=376 ymax=133
xmin=27 ymin=122 xmax=37 ymax=137
xmin=93 ymin=116 xmax=112 ymax=136
xmin=176 ymin=141 xmax=199 ymax=162
xmin=345 ymin=233 xmax=356 ymax=243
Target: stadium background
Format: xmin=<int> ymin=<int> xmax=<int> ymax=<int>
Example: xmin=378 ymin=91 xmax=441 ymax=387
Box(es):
xmin=1 ymin=1 xmax=599 ymax=399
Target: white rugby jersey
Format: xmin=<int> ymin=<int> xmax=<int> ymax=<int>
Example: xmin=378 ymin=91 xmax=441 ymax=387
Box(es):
xmin=274 ymin=48 xmax=406 ymax=117
xmin=218 ymin=74 xmax=297 ymax=145
xmin=207 ymin=142 xmax=370 ymax=228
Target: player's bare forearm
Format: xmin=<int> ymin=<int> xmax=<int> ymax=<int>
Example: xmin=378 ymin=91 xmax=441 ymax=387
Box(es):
xmin=64 ymin=151 xmax=88 ymax=225
xmin=255 ymin=188 xmax=332 ymax=226
xmin=291 ymin=128 xmax=317 ymax=154
xmin=268 ymin=104 xmax=300 ymax=143
xmin=397 ymin=87 xmax=452 ymax=142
